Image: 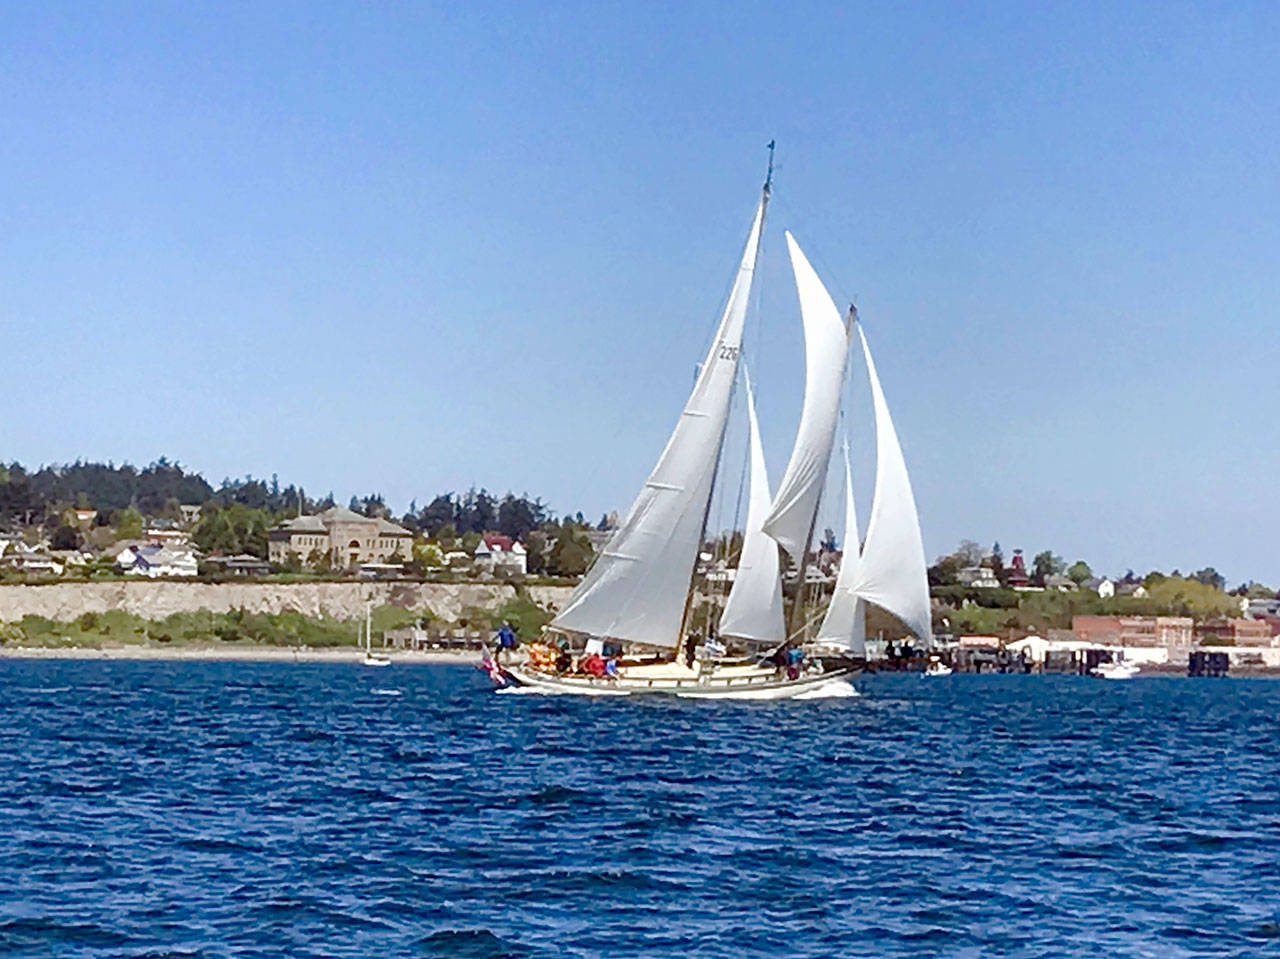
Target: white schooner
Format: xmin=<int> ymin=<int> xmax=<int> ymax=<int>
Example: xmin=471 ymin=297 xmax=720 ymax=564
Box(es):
xmin=502 ymin=152 xmax=932 ymax=698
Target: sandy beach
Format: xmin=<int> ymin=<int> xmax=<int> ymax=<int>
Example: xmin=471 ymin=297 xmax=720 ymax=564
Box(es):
xmin=0 ymin=644 xmax=482 ymax=664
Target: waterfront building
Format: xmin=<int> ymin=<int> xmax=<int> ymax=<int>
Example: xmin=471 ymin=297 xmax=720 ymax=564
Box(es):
xmin=267 ymin=506 xmax=413 ymax=569
xmin=1194 ymin=618 xmax=1275 ymax=646
xmin=1072 ymin=615 xmax=1194 ymax=649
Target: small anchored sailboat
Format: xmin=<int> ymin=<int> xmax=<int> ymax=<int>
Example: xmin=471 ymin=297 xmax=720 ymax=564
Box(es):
xmin=503 ymin=149 xmax=932 ymax=698
xmin=361 ymin=603 xmax=390 ymax=668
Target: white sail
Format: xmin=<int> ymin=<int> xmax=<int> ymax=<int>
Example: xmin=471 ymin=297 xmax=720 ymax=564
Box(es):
xmin=551 ymin=196 xmax=767 ymax=649
xmin=717 ymin=374 xmax=785 ymax=645
xmin=761 ymin=232 xmax=851 ymax=563
xmin=816 ymin=442 xmax=866 ymax=653
xmin=848 ymin=325 xmax=932 ymax=645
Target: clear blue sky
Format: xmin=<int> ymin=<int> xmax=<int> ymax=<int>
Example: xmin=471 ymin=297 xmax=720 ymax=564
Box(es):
xmin=2 ymin=2 xmax=1276 ymax=586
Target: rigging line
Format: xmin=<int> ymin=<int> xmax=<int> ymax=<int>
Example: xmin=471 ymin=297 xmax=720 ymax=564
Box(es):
xmin=770 ymin=190 xmax=859 ymax=314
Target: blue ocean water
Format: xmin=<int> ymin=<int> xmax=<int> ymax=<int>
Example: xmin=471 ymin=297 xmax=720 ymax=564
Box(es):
xmin=2 ymin=663 xmax=1279 ymax=958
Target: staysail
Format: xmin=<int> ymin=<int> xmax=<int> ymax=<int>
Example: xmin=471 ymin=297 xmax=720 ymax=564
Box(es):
xmin=815 ymin=441 xmax=866 ymax=653
xmin=761 ymin=232 xmax=851 ymax=563
xmin=550 ymin=196 xmax=767 ymax=649
xmin=847 ymin=325 xmax=932 ymax=644
xmin=717 ymin=373 xmax=785 ymax=645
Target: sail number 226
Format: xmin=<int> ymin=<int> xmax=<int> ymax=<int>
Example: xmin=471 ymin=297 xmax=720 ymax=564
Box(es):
xmin=717 ymin=344 xmax=739 ymax=361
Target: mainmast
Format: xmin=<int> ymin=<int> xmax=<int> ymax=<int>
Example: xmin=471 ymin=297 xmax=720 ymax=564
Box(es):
xmin=552 ymin=146 xmax=772 ymax=652
xmin=677 ymin=143 xmax=776 ymax=647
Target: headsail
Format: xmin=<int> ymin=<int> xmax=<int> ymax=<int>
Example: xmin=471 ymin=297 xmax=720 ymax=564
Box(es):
xmin=550 ymin=196 xmax=767 ymax=649
xmin=718 ymin=374 xmax=785 ymax=645
xmin=761 ymin=232 xmax=851 ymax=564
xmin=847 ymin=325 xmax=932 ymax=645
xmin=815 ymin=441 xmax=866 ymax=653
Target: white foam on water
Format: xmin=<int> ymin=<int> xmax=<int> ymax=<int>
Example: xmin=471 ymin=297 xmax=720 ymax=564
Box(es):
xmin=791 ymin=678 xmax=860 ymax=700
xmin=372 ymin=688 xmax=402 ymax=697
xmin=495 ymin=684 xmax=631 ymax=697
xmin=495 ymin=685 xmax=568 ymax=696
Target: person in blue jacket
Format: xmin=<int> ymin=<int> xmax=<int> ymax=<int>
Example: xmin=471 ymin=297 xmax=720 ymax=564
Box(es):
xmin=496 ymin=622 xmax=517 ymax=660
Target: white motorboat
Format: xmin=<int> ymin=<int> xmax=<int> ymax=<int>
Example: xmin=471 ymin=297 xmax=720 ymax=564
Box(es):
xmin=923 ymin=657 xmax=953 ymax=678
xmin=1093 ymin=660 xmax=1138 ymax=680
xmin=502 ymin=147 xmax=933 ymax=699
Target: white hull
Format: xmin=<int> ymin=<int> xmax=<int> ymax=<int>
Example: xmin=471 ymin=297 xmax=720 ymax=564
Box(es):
xmin=923 ymin=663 xmax=952 ymax=677
xmin=1093 ymin=662 xmax=1138 ymax=680
xmin=363 ymin=654 xmax=391 ymax=668
xmin=502 ymin=663 xmax=855 ymax=700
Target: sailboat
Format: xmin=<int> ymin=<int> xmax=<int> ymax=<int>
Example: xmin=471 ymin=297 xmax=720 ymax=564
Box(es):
xmin=361 ymin=602 xmax=391 ymax=667
xmin=502 ymin=152 xmax=932 ymax=698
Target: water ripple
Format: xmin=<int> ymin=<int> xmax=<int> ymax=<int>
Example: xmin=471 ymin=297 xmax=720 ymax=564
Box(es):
xmin=2 ymin=663 xmax=1280 ymax=957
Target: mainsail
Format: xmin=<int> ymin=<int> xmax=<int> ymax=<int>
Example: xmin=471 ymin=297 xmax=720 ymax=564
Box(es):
xmin=761 ymin=232 xmax=851 ymax=563
xmin=847 ymin=325 xmax=932 ymax=644
xmin=550 ymin=196 xmax=767 ymax=649
xmin=815 ymin=441 xmax=866 ymax=653
xmin=717 ymin=374 xmax=785 ymax=645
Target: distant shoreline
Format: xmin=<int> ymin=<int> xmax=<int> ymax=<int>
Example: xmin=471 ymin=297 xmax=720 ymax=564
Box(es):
xmin=0 ymin=644 xmax=481 ymax=663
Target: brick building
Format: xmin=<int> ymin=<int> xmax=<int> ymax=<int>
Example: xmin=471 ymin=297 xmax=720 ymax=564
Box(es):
xmin=1194 ymin=618 xmax=1275 ymax=646
xmin=1072 ymin=615 xmax=1194 ymax=649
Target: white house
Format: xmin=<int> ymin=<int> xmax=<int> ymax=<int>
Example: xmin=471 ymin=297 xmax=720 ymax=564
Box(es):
xmin=1084 ymin=577 xmax=1115 ymax=599
xmin=0 ymin=546 xmax=63 ymax=576
xmin=958 ymin=565 xmax=1001 ymax=589
xmin=473 ymin=535 xmax=527 ymax=575
xmin=116 ymin=545 xmax=199 ymax=578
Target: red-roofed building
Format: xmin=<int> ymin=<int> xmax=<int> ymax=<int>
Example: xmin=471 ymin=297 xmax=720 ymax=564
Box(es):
xmin=474 ymin=534 xmax=527 ymax=575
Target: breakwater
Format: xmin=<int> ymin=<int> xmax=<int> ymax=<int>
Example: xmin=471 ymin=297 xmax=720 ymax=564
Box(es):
xmin=0 ymin=581 xmax=575 ymax=624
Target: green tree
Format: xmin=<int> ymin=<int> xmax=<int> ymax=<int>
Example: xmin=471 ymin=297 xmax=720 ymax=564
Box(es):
xmin=928 ymin=554 xmax=963 ymax=587
xmin=546 ymin=524 xmax=592 ymax=577
xmin=191 ymin=504 xmax=274 ymax=557
xmin=1031 ymin=551 xmax=1065 ymax=586
xmin=412 ymin=541 xmax=445 ymax=570
xmin=525 ymin=530 xmax=548 ymax=575
xmin=1144 ymin=575 xmax=1238 ymax=618
xmin=1067 ymin=560 xmax=1093 ymax=585
xmin=50 ymin=524 xmax=80 ymax=550
xmin=1191 ymin=567 xmax=1226 ymax=591
xmin=115 ymin=506 xmax=144 ymax=539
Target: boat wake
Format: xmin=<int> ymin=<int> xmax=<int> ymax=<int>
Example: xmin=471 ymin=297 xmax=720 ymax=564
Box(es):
xmin=791 ymin=678 xmax=859 ymax=700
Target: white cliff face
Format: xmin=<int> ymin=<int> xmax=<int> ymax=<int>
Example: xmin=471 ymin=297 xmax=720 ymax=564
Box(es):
xmin=0 ymin=582 xmax=576 ymax=624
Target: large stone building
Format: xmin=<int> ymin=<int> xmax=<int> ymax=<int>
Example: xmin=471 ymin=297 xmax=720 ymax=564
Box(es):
xmin=268 ymin=506 xmax=413 ymax=569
